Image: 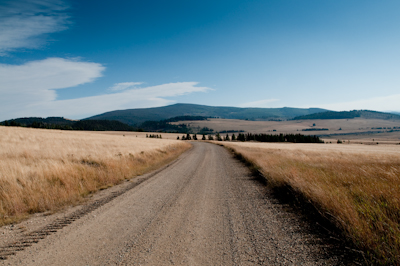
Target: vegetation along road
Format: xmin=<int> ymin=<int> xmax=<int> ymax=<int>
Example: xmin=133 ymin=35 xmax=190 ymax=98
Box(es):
xmin=2 ymin=142 xmax=355 ymax=265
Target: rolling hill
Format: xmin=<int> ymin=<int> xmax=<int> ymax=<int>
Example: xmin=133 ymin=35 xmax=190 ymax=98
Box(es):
xmin=292 ymin=110 xmax=400 ymax=120
xmin=0 ymin=117 xmax=135 ymax=131
xmin=2 ymin=117 xmax=76 ymax=126
xmin=86 ymin=103 xmax=328 ymax=126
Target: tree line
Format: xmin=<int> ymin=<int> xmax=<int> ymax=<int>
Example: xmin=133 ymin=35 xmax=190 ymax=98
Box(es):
xmin=1 ymin=119 xmax=135 ymax=131
xmin=180 ymin=132 xmax=323 ymax=143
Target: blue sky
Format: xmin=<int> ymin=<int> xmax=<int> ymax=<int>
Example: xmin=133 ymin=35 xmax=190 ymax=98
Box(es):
xmin=1 ymin=0 xmax=400 ymax=120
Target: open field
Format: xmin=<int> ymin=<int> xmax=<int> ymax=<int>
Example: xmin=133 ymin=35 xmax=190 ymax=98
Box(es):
xmin=0 ymin=126 xmax=191 ymax=226
xmin=174 ymin=118 xmax=400 ymax=142
xmin=98 ymin=117 xmax=400 ymax=144
xmin=94 ymin=131 xmax=184 ymax=140
xmin=218 ymin=141 xmax=400 ymax=264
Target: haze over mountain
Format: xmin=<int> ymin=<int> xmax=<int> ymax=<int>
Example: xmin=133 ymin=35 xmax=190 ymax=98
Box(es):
xmin=86 ymin=104 xmax=328 ymax=126
xmin=292 ymin=110 xmax=400 ymax=121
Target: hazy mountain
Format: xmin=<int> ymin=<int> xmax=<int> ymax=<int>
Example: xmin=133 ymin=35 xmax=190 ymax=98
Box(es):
xmin=86 ymin=103 xmax=328 ymax=126
xmin=292 ymin=110 xmax=400 ymax=120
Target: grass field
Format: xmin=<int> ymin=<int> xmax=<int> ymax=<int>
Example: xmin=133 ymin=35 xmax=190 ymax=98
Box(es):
xmin=219 ymin=141 xmax=400 ymax=264
xmin=94 ymin=131 xmax=184 ymax=140
xmin=0 ymin=126 xmax=191 ymax=226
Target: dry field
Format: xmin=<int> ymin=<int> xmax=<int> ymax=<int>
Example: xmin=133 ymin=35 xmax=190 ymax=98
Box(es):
xmin=218 ymin=141 xmax=400 ymax=264
xmin=175 ymin=118 xmax=400 ymax=143
xmin=94 ymin=131 xmax=184 ymax=140
xmin=0 ymin=126 xmax=191 ymax=226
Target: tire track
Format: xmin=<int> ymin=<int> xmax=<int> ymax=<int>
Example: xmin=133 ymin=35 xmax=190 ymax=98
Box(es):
xmin=0 ymin=153 xmax=185 ymax=261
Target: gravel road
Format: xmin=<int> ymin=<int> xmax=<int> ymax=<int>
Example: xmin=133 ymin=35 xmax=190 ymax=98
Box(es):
xmin=2 ymin=142 xmax=353 ymax=265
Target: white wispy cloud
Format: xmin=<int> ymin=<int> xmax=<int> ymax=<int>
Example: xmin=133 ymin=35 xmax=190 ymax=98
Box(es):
xmin=317 ymin=94 xmax=400 ymax=112
xmin=109 ymin=82 xmax=143 ymax=91
xmin=0 ymin=0 xmax=70 ymax=55
xmin=239 ymin=98 xmax=280 ymax=107
xmin=0 ymin=57 xmax=105 ymax=120
xmin=24 ymin=82 xmax=212 ymax=119
xmin=0 ymin=0 xmax=211 ymax=120
xmin=0 ymin=57 xmax=211 ymax=119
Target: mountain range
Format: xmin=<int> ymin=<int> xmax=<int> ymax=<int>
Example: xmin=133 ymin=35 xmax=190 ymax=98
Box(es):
xmin=86 ymin=103 xmax=327 ymax=126
xmin=292 ymin=110 xmax=400 ymax=120
xmin=2 ymin=104 xmax=400 ymax=131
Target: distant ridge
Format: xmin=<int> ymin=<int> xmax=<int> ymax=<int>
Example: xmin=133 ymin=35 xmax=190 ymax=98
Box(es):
xmin=0 ymin=117 xmax=135 ymax=131
xmin=292 ymin=110 xmax=400 ymax=120
xmin=2 ymin=117 xmax=76 ymax=126
xmin=86 ymin=103 xmax=328 ymax=126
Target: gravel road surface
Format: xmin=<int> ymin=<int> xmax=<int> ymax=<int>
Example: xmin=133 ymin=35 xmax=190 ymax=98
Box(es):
xmin=2 ymin=142 xmax=351 ymax=265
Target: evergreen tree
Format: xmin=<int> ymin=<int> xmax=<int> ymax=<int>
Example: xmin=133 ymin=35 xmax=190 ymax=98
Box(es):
xmin=231 ymin=134 xmax=236 ymax=141
xmin=237 ymin=133 xmax=245 ymax=141
xmin=202 ymin=134 xmax=206 ymax=140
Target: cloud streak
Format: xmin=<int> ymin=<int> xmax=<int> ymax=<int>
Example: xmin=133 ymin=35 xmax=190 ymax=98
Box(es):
xmin=0 ymin=0 xmax=70 ymax=55
xmin=0 ymin=57 xmax=211 ymax=120
xmin=0 ymin=57 xmax=105 ymax=120
xmin=109 ymin=82 xmax=143 ymax=91
xmin=27 ymin=82 xmax=212 ymax=119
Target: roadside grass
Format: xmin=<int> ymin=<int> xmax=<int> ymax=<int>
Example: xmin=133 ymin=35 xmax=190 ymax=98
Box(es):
xmin=220 ymin=142 xmax=400 ymax=265
xmin=0 ymin=126 xmax=191 ymax=226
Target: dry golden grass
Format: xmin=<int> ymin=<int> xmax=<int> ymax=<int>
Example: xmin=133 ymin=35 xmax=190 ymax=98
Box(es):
xmin=220 ymin=141 xmax=400 ymax=264
xmin=0 ymin=126 xmax=191 ymax=226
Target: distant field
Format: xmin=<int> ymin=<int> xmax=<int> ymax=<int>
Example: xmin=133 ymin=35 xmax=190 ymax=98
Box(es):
xmin=95 ymin=131 xmax=184 ymax=140
xmin=219 ymin=141 xmax=400 ymax=264
xmin=173 ymin=118 xmax=400 ymax=142
xmin=0 ymin=126 xmax=191 ymax=225
xmin=98 ymin=117 xmax=400 ymax=144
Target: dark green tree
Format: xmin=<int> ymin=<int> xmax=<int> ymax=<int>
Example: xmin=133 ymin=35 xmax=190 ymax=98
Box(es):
xmin=237 ymin=133 xmax=245 ymax=141
xmin=224 ymin=134 xmax=230 ymax=141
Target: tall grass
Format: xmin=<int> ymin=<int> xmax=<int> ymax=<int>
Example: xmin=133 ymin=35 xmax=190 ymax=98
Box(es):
xmin=0 ymin=127 xmax=191 ymax=226
xmin=221 ymin=142 xmax=400 ymax=265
